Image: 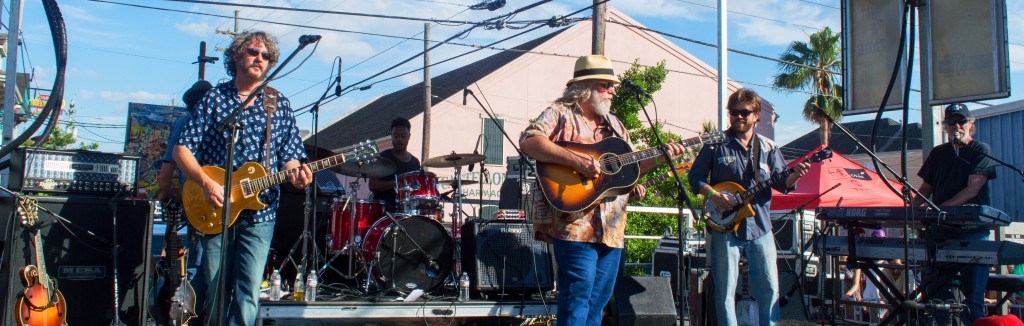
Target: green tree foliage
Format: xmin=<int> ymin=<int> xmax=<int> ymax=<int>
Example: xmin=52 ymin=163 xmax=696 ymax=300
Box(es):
xmin=23 ymin=122 xmax=99 ymax=150
xmin=612 ymin=60 xmax=712 ymax=275
xmin=771 ymin=26 xmax=843 ymax=146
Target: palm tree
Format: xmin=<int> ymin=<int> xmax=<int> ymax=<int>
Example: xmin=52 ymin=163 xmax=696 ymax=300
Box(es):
xmin=772 ymin=26 xmax=843 ymax=146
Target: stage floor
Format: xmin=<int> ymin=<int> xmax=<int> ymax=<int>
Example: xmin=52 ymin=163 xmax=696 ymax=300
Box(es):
xmin=255 ymin=298 xmax=556 ymax=326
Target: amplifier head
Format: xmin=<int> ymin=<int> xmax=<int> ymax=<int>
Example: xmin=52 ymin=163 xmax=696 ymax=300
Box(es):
xmin=10 ymin=147 xmax=139 ymax=196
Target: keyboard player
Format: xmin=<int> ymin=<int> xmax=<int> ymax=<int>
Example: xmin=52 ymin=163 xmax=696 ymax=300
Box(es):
xmin=912 ymin=103 xmax=997 ymax=325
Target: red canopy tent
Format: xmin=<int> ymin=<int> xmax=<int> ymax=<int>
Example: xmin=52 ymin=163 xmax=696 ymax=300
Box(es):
xmin=771 ymin=145 xmax=907 ymax=210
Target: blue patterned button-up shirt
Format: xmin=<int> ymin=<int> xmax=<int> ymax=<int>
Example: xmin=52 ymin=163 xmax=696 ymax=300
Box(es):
xmin=178 ymin=81 xmax=307 ymax=223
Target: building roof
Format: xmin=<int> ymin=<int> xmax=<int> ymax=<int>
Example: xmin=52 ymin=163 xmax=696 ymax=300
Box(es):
xmin=780 ymin=118 xmax=921 ymax=160
xmin=309 ymin=30 xmax=563 ymax=151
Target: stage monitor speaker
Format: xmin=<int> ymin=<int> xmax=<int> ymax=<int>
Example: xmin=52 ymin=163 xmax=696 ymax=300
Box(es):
xmin=843 ymin=0 xmax=906 ymax=114
xmin=0 ymin=196 xmax=153 ymax=326
xmin=606 ymin=276 xmax=678 ymax=326
xmin=924 ymin=0 xmax=1010 ymax=105
xmin=461 ymin=219 xmax=553 ymax=295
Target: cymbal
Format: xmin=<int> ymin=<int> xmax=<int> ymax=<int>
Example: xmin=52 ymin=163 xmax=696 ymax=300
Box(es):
xmin=422 ymin=152 xmax=486 ymax=168
xmin=333 ymin=157 xmax=396 ymax=178
xmin=438 ymin=179 xmax=479 ymax=187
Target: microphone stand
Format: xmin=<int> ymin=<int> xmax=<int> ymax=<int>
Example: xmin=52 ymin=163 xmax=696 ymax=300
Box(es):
xmin=810 ymin=105 xmax=941 ymax=325
xmin=209 ymin=37 xmax=318 ymax=324
xmin=303 ymin=59 xmax=340 ymax=283
xmin=955 ymin=139 xmax=1024 ymax=184
xmin=627 ymin=88 xmax=701 ymax=325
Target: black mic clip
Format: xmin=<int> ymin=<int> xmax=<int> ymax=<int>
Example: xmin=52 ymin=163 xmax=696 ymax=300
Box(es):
xmin=621 ymin=80 xmax=652 ymax=98
xmin=299 ymin=34 xmax=322 ymax=46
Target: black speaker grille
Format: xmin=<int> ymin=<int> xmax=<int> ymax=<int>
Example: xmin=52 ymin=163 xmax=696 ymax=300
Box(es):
xmin=461 ymin=220 xmax=553 ymax=293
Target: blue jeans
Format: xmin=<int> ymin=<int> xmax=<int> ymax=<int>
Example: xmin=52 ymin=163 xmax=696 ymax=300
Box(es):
xmin=200 ymin=218 xmax=275 ymax=326
xmin=926 ymin=227 xmax=990 ymax=325
xmin=708 ymin=231 xmax=779 ymax=326
xmin=551 ymin=238 xmax=622 ymax=326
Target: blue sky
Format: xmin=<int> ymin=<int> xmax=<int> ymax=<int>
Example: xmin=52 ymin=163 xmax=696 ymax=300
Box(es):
xmin=10 ymin=0 xmax=1024 ymax=153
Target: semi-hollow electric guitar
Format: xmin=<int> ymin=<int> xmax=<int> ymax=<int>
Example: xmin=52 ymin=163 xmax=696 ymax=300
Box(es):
xmin=536 ymin=132 xmax=726 ymax=212
xmin=148 ymin=200 xmax=196 ymax=326
xmin=703 ymin=148 xmax=832 ymax=233
xmin=14 ymin=197 xmax=67 ymax=326
xmin=184 ymin=139 xmax=381 ymax=234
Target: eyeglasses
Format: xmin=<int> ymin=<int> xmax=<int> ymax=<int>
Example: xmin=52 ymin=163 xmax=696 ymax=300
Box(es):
xmin=729 ymin=110 xmax=755 ymax=117
xmin=596 ymin=82 xmax=616 ymax=90
xmin=945 ymin=119 xmax=969 ymax=126
xmin=245 ymin=48 xmax=272 ymax=61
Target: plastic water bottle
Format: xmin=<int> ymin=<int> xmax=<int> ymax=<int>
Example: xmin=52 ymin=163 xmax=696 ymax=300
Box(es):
xmin=305 ymin=272 xmax=318 ymax=302
xmin=293 ymin=274 xmax=305 ymax=302
xmin=458 ymin=272 xmax=470 ymax=302
xmin=269 ymin=269 xmax=282 ymax=301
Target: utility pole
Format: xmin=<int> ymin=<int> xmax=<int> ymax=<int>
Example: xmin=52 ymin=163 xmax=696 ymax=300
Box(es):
xmin=214 ymin=10 xmax=240 ymax=52
xmin=196 ymin=41 xmax=219 ymax=81
xmin=3 ymin=0 xmax=25 ymax=146
xmin=591 ymin=0 xmax=605 ymax=55
xmin=421 ymin=23 xmax=432 ymax=169
xmin=717 ymin=0 xmax=729 ymax=131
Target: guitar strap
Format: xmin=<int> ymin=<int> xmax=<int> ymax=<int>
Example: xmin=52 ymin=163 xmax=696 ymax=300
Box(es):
xmin=263 ymin=86 xmax=279 ymax=170
xmin=750 ymin=132 xmax=762 ymax=183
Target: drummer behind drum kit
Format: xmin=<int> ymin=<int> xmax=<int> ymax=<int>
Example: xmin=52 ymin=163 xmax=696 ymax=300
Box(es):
xmin=320 ymin=151 xmax=488 ymax=295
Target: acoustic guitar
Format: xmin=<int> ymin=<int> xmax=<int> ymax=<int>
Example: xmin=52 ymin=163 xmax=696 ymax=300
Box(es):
xmin=14 ymin=197 xmax=67 ymax=326
xmin=703 ymin=148 xmax=832 ymax=233
xmin=640 ymin=161 xmax=693 ymax=189
xmin=148 ymin=200 xmax=196 ymax=326
xmin=536 ymin=132 xmax=725 ymax=212
xmin=184 ymin=139 xmax=381 ymax=234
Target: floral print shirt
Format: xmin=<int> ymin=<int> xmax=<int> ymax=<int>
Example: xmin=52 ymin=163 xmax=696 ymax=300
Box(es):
xmin=519 ymin=102 xmax=632 ymax=248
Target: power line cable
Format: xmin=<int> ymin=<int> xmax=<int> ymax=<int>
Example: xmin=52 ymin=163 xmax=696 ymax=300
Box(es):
xmin=160 ymin=0 xmax=481 ymax=25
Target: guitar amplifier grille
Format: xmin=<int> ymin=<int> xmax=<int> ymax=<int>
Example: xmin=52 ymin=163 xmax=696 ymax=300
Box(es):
xmin=461 ymin=219 xmax=554 ymax=294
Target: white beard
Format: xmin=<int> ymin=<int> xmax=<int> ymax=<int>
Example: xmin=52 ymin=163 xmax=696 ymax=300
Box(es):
xmin=589 ymin=91 xmax=611 ymax=116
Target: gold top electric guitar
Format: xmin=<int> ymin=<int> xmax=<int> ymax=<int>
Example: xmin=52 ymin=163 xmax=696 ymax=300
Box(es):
xmin=184 ymin=140 xmax=380 ymax=234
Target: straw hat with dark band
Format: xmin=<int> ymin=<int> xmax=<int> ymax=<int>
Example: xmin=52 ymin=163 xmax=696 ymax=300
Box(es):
xmin=567 ymin=55 xmax=620 ymax=86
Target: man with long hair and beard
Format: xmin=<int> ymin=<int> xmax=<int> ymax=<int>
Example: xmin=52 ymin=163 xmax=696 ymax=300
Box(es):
xmin=520 ymin=55 xmax=683 ymax=325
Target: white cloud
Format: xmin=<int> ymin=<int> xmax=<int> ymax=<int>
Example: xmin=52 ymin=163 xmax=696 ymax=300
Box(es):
xmin=731 ymin=0 xmax=838 ymax=46
xmin=60 ymin=4 xmax=103 ymax=23
xmin=176 ymin=22 xmax=216 ymax=37
xmin=612 ymin=0 xmax=713 ymax=21
xmin=81 ymin=90 xmax=174 ymax=104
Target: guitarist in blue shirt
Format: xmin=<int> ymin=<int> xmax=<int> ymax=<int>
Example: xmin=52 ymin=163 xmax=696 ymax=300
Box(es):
xmin=687 ymin=89 xmax=809 ymax=326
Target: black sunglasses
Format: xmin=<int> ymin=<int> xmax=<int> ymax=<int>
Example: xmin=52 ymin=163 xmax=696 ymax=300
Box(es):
xmin=245 ymin=48 xmax=272 ymax=61
xmin=596 ymin=82 xmax=616 ymax=90
xmin=729 ymin=110 xmax=754 ymax=117
xmin=945 ymin=119 xmax=969 ymax=126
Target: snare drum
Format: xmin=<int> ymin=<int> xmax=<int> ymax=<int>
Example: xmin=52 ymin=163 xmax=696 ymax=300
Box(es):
xmin=396 ymin=171 xmax=440 ymax=214
xmin=361 ymin=215 xmax=453 ymax=291
xmin=329 ymin=198 xmax=384 ymax=252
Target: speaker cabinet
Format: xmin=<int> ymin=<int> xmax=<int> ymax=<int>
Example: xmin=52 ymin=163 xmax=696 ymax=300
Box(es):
xmin=0 ymin=196 xmax=153 ymax=326
xmin=460 ymin=219 xmax=554 ymax=294
xmin=606 ymin=276 xmax=678 ymax=326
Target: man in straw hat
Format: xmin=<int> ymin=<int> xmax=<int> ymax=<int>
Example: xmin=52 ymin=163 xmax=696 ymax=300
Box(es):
xmin=520 ymin=54 xmax=684 ymax=325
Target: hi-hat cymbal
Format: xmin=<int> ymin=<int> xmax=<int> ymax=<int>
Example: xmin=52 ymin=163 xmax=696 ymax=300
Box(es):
xmin=438 ymin=179 xmax=479 ymax=188
xmin=333 ymin=157 xmax=396 ymax=178
xmin=423 ymin=152 xmax=486 ymax=168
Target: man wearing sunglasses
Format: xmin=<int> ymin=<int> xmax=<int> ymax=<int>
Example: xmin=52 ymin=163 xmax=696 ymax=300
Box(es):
xmin=520 ymin=55 xmax=683 ymax=325
xmin=688 ymin=88 xmax=809 ymax=326
xmin=913 ymin=103 xmax=996 ymax=325
xmin=174 ymin=30 xmax=313 ymax=325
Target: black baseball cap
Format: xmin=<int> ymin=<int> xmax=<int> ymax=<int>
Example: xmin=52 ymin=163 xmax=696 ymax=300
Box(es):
xmin=183 ymin=80 xmax=214 ymax=109
xmin=944 ymin=103 xmax=971 ymax=120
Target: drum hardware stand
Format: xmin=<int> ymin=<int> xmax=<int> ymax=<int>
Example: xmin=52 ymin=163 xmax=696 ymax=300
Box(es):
xmin=318 ymin=178 xmax=366 ymax=280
